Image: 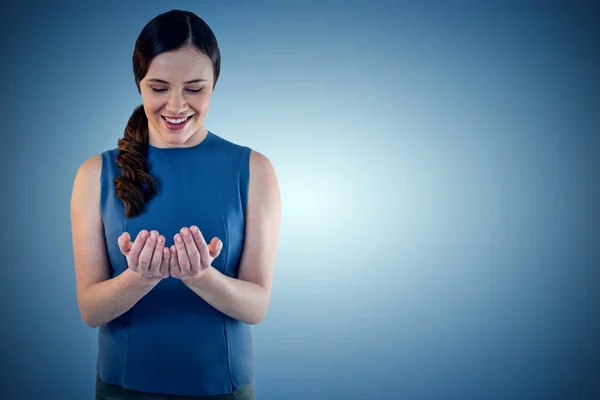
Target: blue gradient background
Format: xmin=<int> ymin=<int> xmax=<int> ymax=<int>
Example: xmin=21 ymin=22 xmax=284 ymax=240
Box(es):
xmin=1 ymin=1 xmax=599 ymax=399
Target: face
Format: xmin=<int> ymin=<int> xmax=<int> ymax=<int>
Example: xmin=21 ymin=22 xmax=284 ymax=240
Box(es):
xmin=139 ymin=45 xmax=214 ymax=148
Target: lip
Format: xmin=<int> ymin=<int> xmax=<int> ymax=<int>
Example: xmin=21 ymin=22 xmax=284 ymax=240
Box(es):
xmin=161 ymin=114 xmax=193 ymax=131
xmin=161 ymin=115 xmax=193 ymax=119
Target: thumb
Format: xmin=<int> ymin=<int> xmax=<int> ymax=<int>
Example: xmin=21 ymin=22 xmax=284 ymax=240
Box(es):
xmin=118 ymin=232 xmax=132 ymax=256
xmin=209 ymin=237 xmax=222 ymax=258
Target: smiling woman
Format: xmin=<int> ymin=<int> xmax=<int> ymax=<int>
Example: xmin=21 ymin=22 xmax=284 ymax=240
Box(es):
xmin=70 ymin=9 xmax=280 ymax=400
xmin=140 ymin=46 xmax=215 ymax=147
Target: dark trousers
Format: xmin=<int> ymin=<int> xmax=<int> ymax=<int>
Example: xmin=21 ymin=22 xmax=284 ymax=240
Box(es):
xmin=95 ymin=374 xmax=255 ymax=400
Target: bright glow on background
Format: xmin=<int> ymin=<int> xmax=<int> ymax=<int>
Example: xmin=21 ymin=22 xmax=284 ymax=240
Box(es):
xmin=1 ymin=1 xmax=599 ymax=399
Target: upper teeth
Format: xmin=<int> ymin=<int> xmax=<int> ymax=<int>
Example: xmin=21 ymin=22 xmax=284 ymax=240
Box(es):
xmin=165 ymin=116 xmax=188 ymax=123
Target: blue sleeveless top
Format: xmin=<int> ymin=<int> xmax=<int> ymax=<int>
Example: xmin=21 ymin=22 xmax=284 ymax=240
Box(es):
xmin=97 ymin=131 xmax=254 ymax=396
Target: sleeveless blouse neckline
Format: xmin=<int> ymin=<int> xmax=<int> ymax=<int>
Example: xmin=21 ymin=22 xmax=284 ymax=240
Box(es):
xmin=147 ymin=131 xmax=213 ymax=154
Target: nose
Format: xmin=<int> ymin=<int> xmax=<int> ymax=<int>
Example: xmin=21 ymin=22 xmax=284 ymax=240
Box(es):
xmin=165 ymin=91 xmax=188 ymax=115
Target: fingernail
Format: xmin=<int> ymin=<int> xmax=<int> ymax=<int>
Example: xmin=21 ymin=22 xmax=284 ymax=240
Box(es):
xmin=191 ymin=226 xmax=198 ymax=233
xmin=141 ymin=231 xmax=148 ymax=239
xmin=176 ymin=235 xmax=182 ymax=243
xmin=151 ymin=232 xmax=157 ymax=239
xmin=182 ymin=229 xmax=189 ymax=236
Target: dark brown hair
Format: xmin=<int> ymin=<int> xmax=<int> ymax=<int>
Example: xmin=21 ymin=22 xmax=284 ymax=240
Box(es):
xmin=114 ymin=9 xmax=221 ymax=218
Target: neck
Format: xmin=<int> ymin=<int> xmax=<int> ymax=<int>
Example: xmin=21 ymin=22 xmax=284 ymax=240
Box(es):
xmin=148 ymin=126 xmax=208 ymax=149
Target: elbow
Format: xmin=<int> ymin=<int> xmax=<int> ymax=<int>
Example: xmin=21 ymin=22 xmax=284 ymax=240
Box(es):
xmin=246 ymin=301 xmax=270 ymax=325
xmin=80 ymin=310 xmax=101 ymax=328
xmin=86 ymin=321 xmax=100 ymax=329
xmin=81 ymin=314 xmax=99 ymax=328
xmin=78 ymin=290 xmax=103 ymax=328
xmin=78 ymin=300 xmax=101 ymax=328
xmin=246 ymin=315 xmax=264 ymax=325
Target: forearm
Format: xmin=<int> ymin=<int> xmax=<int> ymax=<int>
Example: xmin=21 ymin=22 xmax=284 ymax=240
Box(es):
xmin=79 ymin=269 xmax=161 ymax=328
xmin=183 ymin=267 xmax=269 ymax=325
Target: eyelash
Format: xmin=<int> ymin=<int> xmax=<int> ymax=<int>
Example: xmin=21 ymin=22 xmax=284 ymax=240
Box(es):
xmin=151 ymin=88 xmax=202 ymax=93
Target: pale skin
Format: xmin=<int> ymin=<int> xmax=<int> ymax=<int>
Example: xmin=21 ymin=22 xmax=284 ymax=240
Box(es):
xmin=71 ymin=45 xmax=281 ymax=327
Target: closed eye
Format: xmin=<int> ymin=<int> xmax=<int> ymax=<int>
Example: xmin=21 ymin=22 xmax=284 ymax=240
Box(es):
xmin=151 ymin=88 xmax=203 ymax=93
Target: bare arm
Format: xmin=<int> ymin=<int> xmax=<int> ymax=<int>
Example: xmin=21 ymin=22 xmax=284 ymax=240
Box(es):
xmin=79 ymin=269 xmax=160 ymax=328
xmin=70 ymin=155 xmax=161 ymax=328
xmin=181 ymin=150 xmax=281 ymax=324
xmin=183 ymin=267 xmax=269 ymax=325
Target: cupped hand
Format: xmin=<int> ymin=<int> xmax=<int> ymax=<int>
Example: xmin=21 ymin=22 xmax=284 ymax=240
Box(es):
xmin=118 ymin=230 xmax=170 ymax=280
xmin=169 ymin=226 xmax=222 ymax=280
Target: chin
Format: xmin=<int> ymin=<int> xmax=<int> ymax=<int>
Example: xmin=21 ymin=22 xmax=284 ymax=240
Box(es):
xmin=164 ymin=134 xmax=188 ymax=143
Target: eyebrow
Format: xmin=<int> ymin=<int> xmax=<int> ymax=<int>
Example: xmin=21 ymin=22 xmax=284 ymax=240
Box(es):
xmin=147 ymin=78 xmax=207 ymax=84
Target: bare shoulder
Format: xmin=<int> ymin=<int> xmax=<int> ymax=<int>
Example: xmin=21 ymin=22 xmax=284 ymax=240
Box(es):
xmin=71 ymin=154 xmax=102 ymax=212
xmin=237 ymin=150 xmax=280 ymax=300
xmin=249 ymin=150 xmax=278 ymax=184
xmin=71 ymin=154 xmax=111 ymax=304
xmin=71 ymin=154 xmax=103 ymax=215
xmin=77 ymin=154 xmax=102 ymax=178
xmin=247 ymin=149 xmax=281 ymax=212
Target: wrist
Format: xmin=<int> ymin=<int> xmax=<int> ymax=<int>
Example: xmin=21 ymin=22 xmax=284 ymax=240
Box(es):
xmin=125 ymin=268 xmax=163 ymax=287
xmin=181 ymin=266 xmax=216 ymax=288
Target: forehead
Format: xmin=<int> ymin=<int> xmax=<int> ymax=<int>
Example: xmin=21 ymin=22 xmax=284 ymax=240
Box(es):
xmin=145 ymin=45 xmax=213 ymax=82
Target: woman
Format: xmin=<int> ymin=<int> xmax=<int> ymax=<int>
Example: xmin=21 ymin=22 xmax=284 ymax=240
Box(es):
xmin=70 ymin=9 xmax=280 ymax=400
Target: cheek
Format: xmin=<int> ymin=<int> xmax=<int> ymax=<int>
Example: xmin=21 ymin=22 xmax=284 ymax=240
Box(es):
xmin=192 ymin=92 xmax=212 ymax=115
xmin=141 ymin=93 xmax=165 ymax=115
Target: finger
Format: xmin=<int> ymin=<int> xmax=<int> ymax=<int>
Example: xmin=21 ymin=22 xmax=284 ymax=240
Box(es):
xmin=138 ymin=230 xmax=158 ymax=275
xmin=169 ymin=245 xmax=180 ymax=278
xmin=149 ymin=235 xmax=165 ymax=277
xmin=209 ymin=237 xmax=222 ymax=258
xmin=174 ymin=233 xmax=191 ymax=276
xmin=181 ymin=228 xmax=201 ymax=271
xmin=160 ymin=246 xmax=170 ymax=277
xmin=190 ymin=226 xmax=210 ymax=267
xmin=117 ymin=232 xmax=132 ymax=256
xmin=128 ymin=230 xmax=149 ymax=269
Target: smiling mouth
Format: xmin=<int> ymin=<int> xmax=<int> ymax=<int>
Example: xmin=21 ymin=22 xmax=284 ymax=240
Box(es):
xmin=161 ymin=114 xmax=194 ymax=130
xmin=161 ymin=115 xmax=193 ymax=122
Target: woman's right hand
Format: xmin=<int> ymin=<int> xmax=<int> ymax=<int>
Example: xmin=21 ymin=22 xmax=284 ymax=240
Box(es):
xmin=117 ymin=230 xmax=170 ymax=280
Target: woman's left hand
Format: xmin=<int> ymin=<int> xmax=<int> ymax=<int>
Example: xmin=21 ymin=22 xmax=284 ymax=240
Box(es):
xmin=169 ymin=226 xmax=222 ymax=281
